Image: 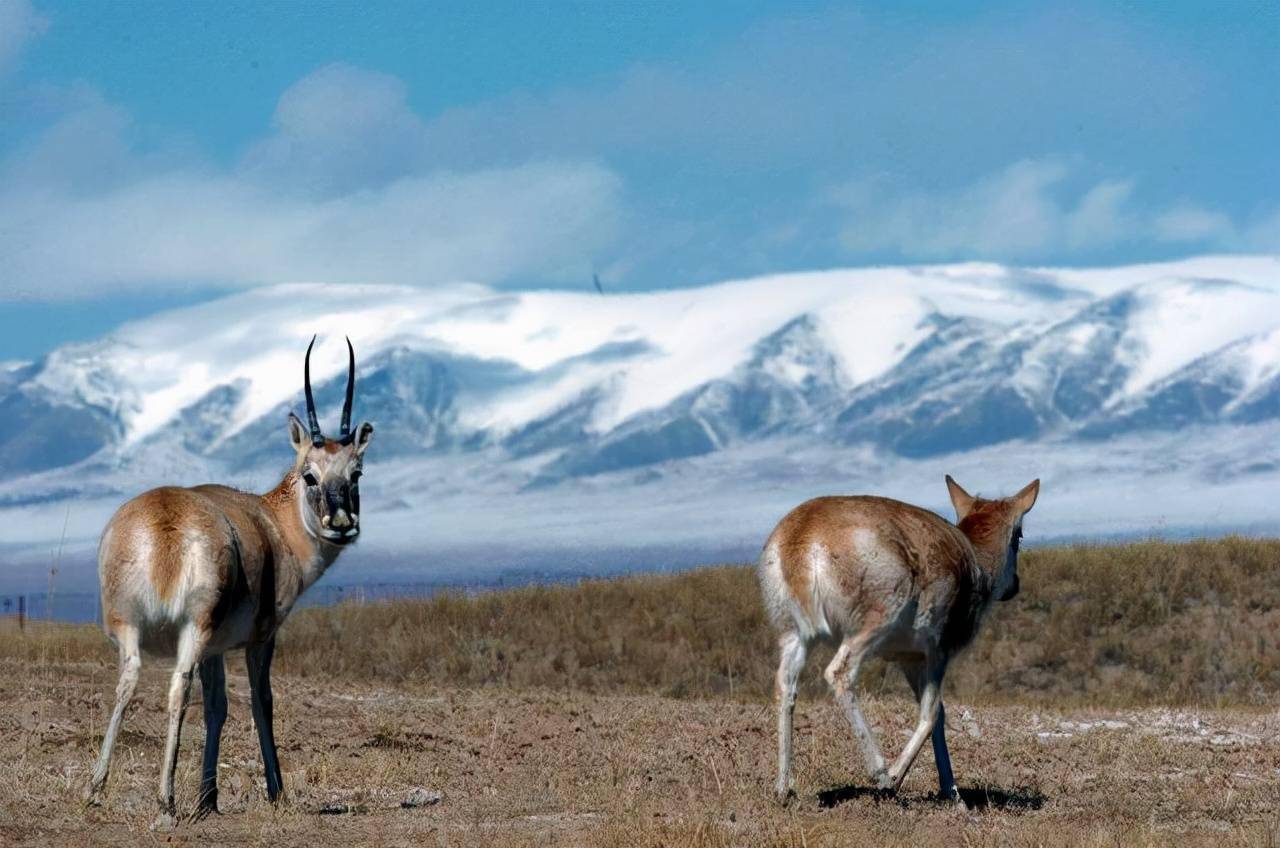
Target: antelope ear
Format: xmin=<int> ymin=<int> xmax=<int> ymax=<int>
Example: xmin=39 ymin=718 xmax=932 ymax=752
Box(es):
xmin=1013 ymin=478 xmax=1040 ymax=514
xmin=287 ymin=413 xmax=309 ymax=452
xmin=354 ymin=421 xmax=374 ymax=456
xmin=945 ymin=474 xmax=976 ymax=521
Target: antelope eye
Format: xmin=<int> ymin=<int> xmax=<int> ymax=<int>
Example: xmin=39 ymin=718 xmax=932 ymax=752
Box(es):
xmin=302 ymin=472 xmax=319 ymax=487
xmin=351 ymin=469 xmax=362 ymax=483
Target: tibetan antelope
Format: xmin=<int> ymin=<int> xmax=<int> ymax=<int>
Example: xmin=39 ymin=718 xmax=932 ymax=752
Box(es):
xmin=760 ymin=475 xmax=1039 ymax=803
xmin=84 ymin=337 xmax=374 ymax=830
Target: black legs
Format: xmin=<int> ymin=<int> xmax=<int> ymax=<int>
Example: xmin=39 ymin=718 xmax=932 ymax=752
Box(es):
xmin=196 ymin=655 xmax=227 ymax=817
xmin=246 ymin=637 xmax=284 ymax=803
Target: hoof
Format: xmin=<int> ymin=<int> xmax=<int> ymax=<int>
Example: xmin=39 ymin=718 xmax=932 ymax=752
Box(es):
xmin=82 ymin=783 xmax=103 ymax=807
xmin=190 ymin=803 xmax=219 ymax=823
xmin=191 ymin=787 xmax=219 ymax=822
xmin=873 ymin=769 xmax=894 ymax=793
xmin=151 ymin=811 xmax=178 ymax=832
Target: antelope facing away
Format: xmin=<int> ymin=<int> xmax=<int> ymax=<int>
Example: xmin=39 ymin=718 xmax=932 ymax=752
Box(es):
xmin=759 ymin=476 xmax=1039 ymax=803
xmin=84 ymin=337 xmax=373 ymax=830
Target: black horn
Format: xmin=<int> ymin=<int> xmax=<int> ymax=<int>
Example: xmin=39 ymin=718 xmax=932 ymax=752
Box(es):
xmin=340 ymin=336 xmax=355 ymax=438
xmin=303 ymin=335 xmax=324 ymax=446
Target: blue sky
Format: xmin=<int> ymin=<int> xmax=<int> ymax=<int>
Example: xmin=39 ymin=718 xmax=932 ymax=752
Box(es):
xmin=0 ymin=0 xmax=1276 ymax=360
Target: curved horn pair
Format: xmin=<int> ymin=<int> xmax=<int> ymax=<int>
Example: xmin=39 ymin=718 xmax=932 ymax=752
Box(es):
xmin=303 ymin=335 xmax=357 ymax=446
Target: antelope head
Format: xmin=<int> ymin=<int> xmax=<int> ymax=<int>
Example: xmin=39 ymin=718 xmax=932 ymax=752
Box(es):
xmin=287 ymin=336 xmax=374 ymax=545
xmin=945 ymin=475 xmax=1039 ymax=602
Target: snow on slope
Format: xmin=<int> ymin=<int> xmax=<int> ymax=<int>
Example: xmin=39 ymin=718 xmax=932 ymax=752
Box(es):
xmin=1 ymin=255 xmax=1278 ymax=528
xmin=1042 ymin=254 xmax=1280 ymax=297
xmin=2 ymin=256 xmax=1279 ymax=586
xmin=1229 ymin=327 xmax=1280 ymax=409
xmin=24 ymin=262 xmax=1088 ymax=448
xmin=1112 ymin=278 xmax=1280 ymax=398
xmin=8 ymin=256 xmax=1280 ymax=456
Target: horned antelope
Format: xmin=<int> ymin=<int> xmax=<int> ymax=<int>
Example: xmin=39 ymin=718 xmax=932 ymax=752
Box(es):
xmin=759 ymin=475 xmax=1039 ymax=804
xmin=84 ymin=337 xmax=373 ymax=830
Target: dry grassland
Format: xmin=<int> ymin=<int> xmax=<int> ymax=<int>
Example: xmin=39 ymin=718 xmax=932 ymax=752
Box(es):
xmin=1 ymin=538 xmax=1277 ymax=846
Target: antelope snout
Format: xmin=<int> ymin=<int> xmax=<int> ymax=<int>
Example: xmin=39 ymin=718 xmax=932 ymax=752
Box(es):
xmin=330 ymin=509 xmax=352 ymax=530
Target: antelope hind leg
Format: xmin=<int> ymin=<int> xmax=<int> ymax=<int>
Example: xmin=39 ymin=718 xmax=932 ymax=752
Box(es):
xmin=774 ymin=631 xmax=809 ymax=800
xmin=152 ymin=624 xmax=207 ymax=831
xmin=84 ymin=625 xmax=142 ymax=805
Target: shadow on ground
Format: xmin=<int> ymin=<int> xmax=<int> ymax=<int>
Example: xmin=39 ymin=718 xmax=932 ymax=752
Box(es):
xmin=817 ymin=784 xmax=1046 ymax=811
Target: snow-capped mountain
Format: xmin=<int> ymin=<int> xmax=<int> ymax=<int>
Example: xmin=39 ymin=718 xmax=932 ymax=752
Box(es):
xmin=2 ymin=255 xmax=1278 ymax=587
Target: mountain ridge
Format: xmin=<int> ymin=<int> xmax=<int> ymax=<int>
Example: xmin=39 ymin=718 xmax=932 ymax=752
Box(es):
xmin=1 ymin=255 xmax=1278 ymax=564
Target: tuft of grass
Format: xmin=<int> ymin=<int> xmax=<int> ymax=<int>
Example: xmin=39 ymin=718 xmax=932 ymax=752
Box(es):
xmin=3 ymin=536 xmax=1277 ymax=706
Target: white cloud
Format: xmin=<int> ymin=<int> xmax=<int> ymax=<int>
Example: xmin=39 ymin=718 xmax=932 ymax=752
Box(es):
xmin=1149 ymin=204 xmax=1279 ymax=253
xmin=239 ymin=63 xmax=433 ymax=196
xmin=0 ymin=8 xmax=1271 ymax=302
xmin=1 ymin=88 xmax=141 ymax=191
xmin=0 ymin=0 xmax=46 ymax=78
xmin=0 ymin=162 xmax=621 ymax=298
xmin=411 ymin=8 xmax=1211 ymax=173
xmin=1065 ymin=179 xmax=1138 ymax=249
xmin=831 ymin=159 xmax=1271 ymax=260
xmin=1153 ymin=203 xmax=1237 ymax=243
xmin=0 ymin=65 xmax=623 ymax=300
xmin=834 ymin=160 xmax=1067 ymax=258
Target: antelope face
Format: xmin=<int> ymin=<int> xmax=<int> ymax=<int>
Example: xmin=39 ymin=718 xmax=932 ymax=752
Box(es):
xmin=289 ymin=421 xmax=373 ymax=544
xmin=946 ymin=475 xmax=1040 ymax=603
xmin=288 ymin=335 xmax=374 ymax=545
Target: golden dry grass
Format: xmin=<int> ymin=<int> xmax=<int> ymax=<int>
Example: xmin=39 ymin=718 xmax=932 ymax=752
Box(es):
xmin=0 ymin=536 xmax=1277 ymax=846
xmin=289 ymin=536 xmax=1280 ymax=705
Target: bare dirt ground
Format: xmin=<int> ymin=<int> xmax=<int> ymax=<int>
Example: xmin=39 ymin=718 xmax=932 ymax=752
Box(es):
xmin=2 ymin=654 xmax=1278 ymax=847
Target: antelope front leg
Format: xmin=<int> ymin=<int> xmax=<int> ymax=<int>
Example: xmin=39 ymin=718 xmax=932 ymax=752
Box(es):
xmin=827 ymin=631 xmax=890 ymax=791
xmin=195 ymin=655 xmax=227 ymax=819
xmin=901 ymin=661 xmax=962 ymax=803
xmin=887 ymin=660 xmax=944 ymax=794
xmin=930 ymin=702 xmax=962 ymax=804
xmin=247 ymin=637 xmax=284 ymax=803
xmin=153 ymin=624 xmax=206 ymax=831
